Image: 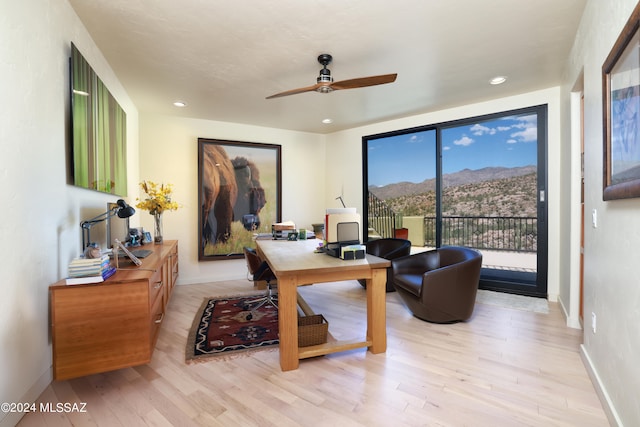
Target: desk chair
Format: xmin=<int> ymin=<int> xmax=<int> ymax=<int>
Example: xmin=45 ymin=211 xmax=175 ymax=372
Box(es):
xmin=243 ymin=247 xmax=278 ymax=320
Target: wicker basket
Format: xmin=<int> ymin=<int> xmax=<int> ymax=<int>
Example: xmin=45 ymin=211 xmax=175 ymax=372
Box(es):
xmin=298 ymin=314 xmax=328 ymax=347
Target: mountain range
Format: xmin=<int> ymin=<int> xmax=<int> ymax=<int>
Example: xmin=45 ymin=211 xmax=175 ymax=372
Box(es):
xmin=369 ymin=165 xmax=537 ymax=200
xmin=369 ymin=165 xmax=538 ymax=217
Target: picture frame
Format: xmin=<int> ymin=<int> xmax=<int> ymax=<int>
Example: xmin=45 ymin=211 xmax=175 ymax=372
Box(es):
xmin=603 ymin=2 xmax=640 ymax=200
xmin=198 ymin=138 xmax=282 ymax=261
xmin=69 ymin=43 xmax=127 ymax=196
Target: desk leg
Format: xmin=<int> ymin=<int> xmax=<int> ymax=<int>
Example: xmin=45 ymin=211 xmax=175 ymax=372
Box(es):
xmin=366 ymin=268 xmax=387 ymax=354
xmin=278 ymin=277 xmax=299 ymax=371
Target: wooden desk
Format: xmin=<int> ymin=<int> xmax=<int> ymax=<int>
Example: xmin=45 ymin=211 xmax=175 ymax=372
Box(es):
xmin=256 ymin=239 xmax=390 ymax=371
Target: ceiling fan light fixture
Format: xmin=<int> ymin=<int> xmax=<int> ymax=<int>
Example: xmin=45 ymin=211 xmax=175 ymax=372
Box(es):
xmin=322 ymin=118 xmax=333 ymax=124
xmin=316 ymin=85 xmax=334 ymax=94
xmin=317 ymin=66 xmax=333 ymax=84
xmin=173 ymin=100 xmax=187 ymax=107
xmin=265 ymin=53 xmax=397 ymax=99
xmin=490 ymin=76 xmax=507 ymax=85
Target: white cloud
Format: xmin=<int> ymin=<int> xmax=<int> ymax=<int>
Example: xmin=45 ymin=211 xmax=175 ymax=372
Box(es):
xmin=511 ymin=126 xmax=537 ymax=142
xmin=470 ymin=124 xmax=497 ymax=136
xmin=507 ymin=139 xmax=517 ymax=144
xmin=507 ymin=115 xmax=538 ymax=142
xmin=497 ymin=126 xmax=511 ymax=132
xmin=471 ymin=124 xmax=490 ymax=135
xmin=519 ymin=114 xmax=537 ymax=124
xmin=454 ymin=135 xmax=474 ymax=146
xmin=443 ymin=146 xmax=451 ymax=151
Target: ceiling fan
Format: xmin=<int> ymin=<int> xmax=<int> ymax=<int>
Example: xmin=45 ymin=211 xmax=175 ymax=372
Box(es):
xmin=265 ymin=54 xmax=397 ymax=99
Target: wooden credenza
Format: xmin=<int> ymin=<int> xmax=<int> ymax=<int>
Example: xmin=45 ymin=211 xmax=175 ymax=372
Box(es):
xmin=50 ymin=240 xmax=178 ymax=380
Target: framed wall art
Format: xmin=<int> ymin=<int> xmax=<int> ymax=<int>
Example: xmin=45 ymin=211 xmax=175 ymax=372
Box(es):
xmin=603 ymin=2 xmax=640 ymax=200
xmin=198 ymin=138 xmax=282 ymax=260
xmin=70 ymin=43 xmax=127 ymax=195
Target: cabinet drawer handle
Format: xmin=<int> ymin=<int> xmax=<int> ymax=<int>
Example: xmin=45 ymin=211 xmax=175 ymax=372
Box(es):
xmin=154 ymin=313 xmax=164 ymax=324
xmin=154 ymin=281 xmax=163 ymax=290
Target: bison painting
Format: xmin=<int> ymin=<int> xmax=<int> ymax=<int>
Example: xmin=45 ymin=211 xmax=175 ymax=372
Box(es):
xmin=201 ymin=144 xmax=238 ymax=246
xmin=232 ymin=156 xmax=266 ymax=231
xmin=200 ymin=141 xmax=275 ymax=257
xmin=199 ymin=139 xmax=280 ymax=259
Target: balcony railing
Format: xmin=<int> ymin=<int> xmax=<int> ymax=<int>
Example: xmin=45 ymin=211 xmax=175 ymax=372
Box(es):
xmin=367 ymin=192 xmax=537 ymax=252
xmin=424 ymin=216 xmax=537 ymax=252
xmin=367 ymin=192 xmax=397 ymax=239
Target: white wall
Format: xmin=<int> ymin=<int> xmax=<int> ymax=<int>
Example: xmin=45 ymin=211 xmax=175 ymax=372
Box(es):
xmin=138 ymin=114 xmax=326 ymax=284
xmin=324 ymin=88 xmax=563 ymax=301
xmin=0 ymin=2 xmax=139 ymax=426
xmin=564 ymin=0 xmax=640 ymax=425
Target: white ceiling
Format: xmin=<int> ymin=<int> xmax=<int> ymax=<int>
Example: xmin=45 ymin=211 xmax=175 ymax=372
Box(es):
xmin=68 ymin=0 xmax=586 ymax=134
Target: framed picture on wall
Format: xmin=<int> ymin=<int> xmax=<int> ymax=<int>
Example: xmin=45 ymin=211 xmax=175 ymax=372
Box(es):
xmin=197 ymin=138 xmax=282 ymax=261
xmin=603 ymin=2 xmax=640 ymax=200
xmin=70 ymin=43 xmax=127 ymax=196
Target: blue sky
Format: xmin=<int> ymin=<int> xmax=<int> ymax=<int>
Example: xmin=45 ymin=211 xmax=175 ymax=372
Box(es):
xmin=367 ymin=114 xmax=538 ymax=186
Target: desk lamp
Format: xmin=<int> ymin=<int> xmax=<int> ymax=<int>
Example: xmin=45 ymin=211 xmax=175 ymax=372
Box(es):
xmin=80 ymin=199 xmax=135 ymax=248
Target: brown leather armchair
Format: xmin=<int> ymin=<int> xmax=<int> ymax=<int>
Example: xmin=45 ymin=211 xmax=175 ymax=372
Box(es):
xmin=358 ymin=238 xmax=411 ymax=292
xmin=391 ymin=246 xmax=482 ymax=323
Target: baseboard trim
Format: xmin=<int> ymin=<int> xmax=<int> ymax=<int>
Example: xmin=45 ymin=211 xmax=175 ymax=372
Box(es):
xmin=580 ymin=345 xmax=622 ymax=426
xmin=557 ymin=294 xmax=581 ymax=329
xmin=0 ymin=366 xmax=52 ymax=427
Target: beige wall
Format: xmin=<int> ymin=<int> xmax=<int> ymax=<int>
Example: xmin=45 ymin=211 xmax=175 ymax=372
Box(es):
xmin=0 ymin=2 xmax=139 ymax=426
xmin=138 ymin=114 xmax=326 ymax=284
xmin=564 ymin=0 xmax=640 ymax=425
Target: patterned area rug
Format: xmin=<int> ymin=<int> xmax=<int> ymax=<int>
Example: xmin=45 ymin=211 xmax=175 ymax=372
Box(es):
xmin=186 ymin=294 xmax=279 ymax=363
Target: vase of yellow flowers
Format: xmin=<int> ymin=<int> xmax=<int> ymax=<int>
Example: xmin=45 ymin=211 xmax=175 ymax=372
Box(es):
xmin=136 ymin=181 xmax=179 ymax=244
xmin=152 ymin=212 xmax=163 ymax=244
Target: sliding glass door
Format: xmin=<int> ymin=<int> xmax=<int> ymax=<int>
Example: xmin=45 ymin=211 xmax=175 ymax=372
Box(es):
xmin=365 ymin=130 xmax=437 ymax=245
xmin=363 ymin=105 xmax=547 ymax=297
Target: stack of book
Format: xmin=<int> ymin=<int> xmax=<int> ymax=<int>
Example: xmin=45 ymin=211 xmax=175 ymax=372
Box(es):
xmin=66 ymin=254 xmax=116 ymax=285
xmin=272 ymin=221 xmax=296 ymax=240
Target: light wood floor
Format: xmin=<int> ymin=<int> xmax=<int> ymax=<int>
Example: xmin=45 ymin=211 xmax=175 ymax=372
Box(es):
xmin=20 ymin=280 xmax=608 ymax=426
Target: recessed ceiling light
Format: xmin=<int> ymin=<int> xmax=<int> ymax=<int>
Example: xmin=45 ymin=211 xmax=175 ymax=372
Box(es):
xmin=322 ymin=118 xmax=333 ymax=124
xmin=490 ymin=76 xmax=507 ymax=85
xmin=173 ymin=101 xmax=187 ymax=107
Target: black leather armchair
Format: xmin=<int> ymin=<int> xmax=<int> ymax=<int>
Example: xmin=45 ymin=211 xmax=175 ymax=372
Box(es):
xmin=391 ymin=246 xmax=482 ymax=323
xmin=358 ymin=238 xmax=411 ymax=292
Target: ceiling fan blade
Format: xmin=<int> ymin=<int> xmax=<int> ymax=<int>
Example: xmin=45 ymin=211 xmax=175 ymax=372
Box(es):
xmin=265 ymin=83 xmax=322 ymax=99
xmin=331 ymin=73 xmax=397 ymax=90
